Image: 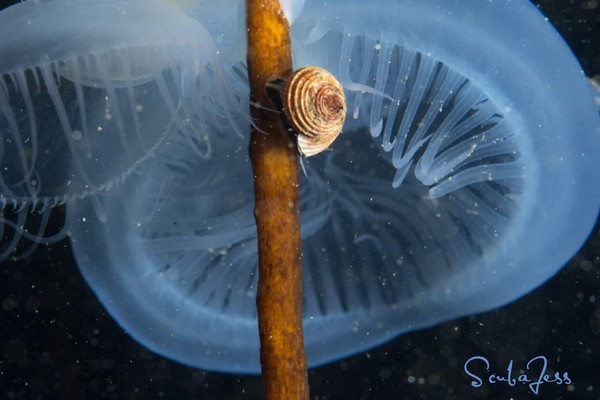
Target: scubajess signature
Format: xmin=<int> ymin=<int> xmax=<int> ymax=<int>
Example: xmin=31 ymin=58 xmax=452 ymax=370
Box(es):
xmin=463 ymin=355 xmax=572 ymax=395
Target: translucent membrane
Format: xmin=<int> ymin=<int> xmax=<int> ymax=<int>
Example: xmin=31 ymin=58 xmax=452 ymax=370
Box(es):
xmin=0 ymin=0 xmax=245 ymax=259
xmin=52 ymin=0 xmax=600 ymax=373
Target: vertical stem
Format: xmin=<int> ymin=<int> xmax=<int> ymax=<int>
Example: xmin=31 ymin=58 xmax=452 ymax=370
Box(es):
xmin=246 ymin=1 xmax=309 ymax=399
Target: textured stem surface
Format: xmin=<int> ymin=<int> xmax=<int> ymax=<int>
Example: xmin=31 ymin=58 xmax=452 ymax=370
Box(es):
xmin=246 ymin=0 xmax=309 ymax=399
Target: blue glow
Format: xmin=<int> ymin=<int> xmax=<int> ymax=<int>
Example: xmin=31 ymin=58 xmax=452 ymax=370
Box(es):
xmin=1 ymin=0 xmax=599 ymax=374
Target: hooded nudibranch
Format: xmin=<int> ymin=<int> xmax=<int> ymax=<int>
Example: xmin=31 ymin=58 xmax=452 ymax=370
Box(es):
xmin=0 ymin=0 xmax=245 ymax=259
xmin=5 ymin=0 xmax=600 ymax=374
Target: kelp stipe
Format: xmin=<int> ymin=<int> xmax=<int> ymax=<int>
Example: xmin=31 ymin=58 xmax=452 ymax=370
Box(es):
xmin=178 ymin=0 xmax=305 ymax=63
xmin=70 ymin=0 xmax=599 ymax=373
xmin=0 ymin=0 xmax=246 ymax=259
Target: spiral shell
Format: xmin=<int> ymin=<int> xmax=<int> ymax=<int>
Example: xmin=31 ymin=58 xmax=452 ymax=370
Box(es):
xmin=282 ymin=66 xmax=347 ymax=157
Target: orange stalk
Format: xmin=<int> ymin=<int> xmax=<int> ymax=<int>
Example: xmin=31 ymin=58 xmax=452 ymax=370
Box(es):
xmin=246 ymin=0 xmax=309 ymax=399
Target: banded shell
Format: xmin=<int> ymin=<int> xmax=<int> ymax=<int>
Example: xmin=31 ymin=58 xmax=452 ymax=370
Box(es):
xmin=282 ymin=66 xmax=346 ymax=156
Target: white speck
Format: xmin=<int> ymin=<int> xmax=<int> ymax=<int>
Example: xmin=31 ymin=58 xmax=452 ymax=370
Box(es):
xmin=71 ymin=129 xmax=82 ymax=140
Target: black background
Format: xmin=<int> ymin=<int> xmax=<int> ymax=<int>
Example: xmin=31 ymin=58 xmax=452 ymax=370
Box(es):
xmin=1 ymin=1 xmax=599 ymax=399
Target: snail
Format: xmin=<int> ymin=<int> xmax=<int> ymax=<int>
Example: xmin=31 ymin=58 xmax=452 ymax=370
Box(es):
xmin=267 ymin=66 xmax=347 ymax=157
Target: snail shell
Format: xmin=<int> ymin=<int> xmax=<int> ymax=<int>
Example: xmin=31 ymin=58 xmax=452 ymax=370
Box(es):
xmin=282 ymin=66 xmax=346 ymax=157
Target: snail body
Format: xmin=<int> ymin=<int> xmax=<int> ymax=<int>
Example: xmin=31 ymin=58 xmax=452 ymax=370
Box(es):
xmin=280 ymin=66 xmax=347 ymax=157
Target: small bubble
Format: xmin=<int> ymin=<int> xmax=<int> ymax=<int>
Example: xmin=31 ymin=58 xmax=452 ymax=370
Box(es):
xmin=2 ymin=298 xmax=17 ymax=311
xmin=580 ymin=260 xmax=593 ymax=271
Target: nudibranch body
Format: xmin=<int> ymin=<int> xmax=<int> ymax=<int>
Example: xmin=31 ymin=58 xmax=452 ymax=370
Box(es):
xmin=0 ymin=0 xmax=245 ymax=258
xmin=1 ymin=0 xmax=598 ymax=375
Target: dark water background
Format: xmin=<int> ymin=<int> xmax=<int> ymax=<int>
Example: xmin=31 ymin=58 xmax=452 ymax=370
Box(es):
xmin=1 ymin=1 xmax=599 ymax=399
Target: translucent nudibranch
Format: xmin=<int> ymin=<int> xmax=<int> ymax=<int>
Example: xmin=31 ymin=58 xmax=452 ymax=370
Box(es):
xmin=0 ymin=0 xmax=245 ymax=258
xmin=2 ymin=0 xmax=598 ymax=374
